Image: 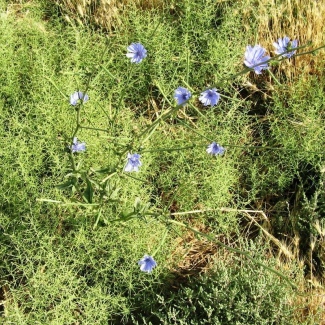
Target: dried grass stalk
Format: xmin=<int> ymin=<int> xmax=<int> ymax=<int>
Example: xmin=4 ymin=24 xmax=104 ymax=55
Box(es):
xmin=56 ymin=0 xmax=167 ymax=30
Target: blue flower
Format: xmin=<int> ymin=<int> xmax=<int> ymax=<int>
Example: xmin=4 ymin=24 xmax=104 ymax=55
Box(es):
xmin=174 ymin=87 xmax=191 ymax=106
xmin=71 ymin=137 xmax=86 ymax=153
xmin=125 ymin=153 xmax=142 ymax=172
xmin=244 ymin=45 xmax=270 ymax=74
xmin=273 ymin=37 xmax=298 ymax=58
xmin=138 ymin=255 xmax=157 ymax=273
xmin=70 ymin=91 xmax=89 ymax=106
xmin=126 ymin=43 xmax=147 ymax=63
xmin=207 ymin=142 xmax=225 ymax=156
xmin=199 ymin=88 xmax=220 ymax=107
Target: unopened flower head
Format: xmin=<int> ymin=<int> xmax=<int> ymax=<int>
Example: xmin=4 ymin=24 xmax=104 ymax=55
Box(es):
xmin=126 ymin=43 xmax=147 ymax=63
xmin=174 ymin=87 xmax=191 ymax=106
xmin=207 ymin=142 xmax=225 ymax=156
xmin=70 ymin=91 xmax=89 ymax=106
xmin=273 ymin=37 xmax=298 ymax=58
xmin=138 ymin=255 xmax=157 ymax=273
xmin=244 ymin=45 xmax=270 ymax=74
xmin=71 ymin=137 xmax=86 ymax=153
xmin=199 ymin=88 xmax=220 ymax=107
xmin=125 ymin=153 xmax=142 ymax=172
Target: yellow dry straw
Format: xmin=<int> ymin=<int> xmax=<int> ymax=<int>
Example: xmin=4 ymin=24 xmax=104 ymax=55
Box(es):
xmin=239 ymin=0 xmax=325 ymax=79
xmin=56 ymin=0 xmax=167 ymax=30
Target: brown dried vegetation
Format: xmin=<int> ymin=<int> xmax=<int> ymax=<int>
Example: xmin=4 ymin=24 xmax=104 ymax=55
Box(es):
xmin=55 ymin=0 xmax=168 ymax=30
xmin=239 ymin=0 xmax=325 ymax=79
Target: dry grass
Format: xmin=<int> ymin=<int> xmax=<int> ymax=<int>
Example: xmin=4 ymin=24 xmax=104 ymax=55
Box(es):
xmin=58 ymin=0 xmax=325 ymax=77
xmin=170 ymin=215 xmax=325 ymax=323
xmin=239 ymin=0 xmax=325 ymax=80
xmin=56 ymin=0 xmax=168 ymax=30
xmin=285 ymin=266 xmax=325 ymax=324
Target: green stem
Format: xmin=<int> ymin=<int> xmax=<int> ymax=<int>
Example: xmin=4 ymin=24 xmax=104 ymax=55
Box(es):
xmin=293 ymin=44 xmax=325 ymax=57
xmin=71 ymin=107 xmax=81 ymax=139
xmin=93 ymin=207 xmax=102 ymax=230
xmin=36 ymin=199 xmax=100 ymax=206
xmin=189 ymin=103 xmax=206 ymax=119
xmin=80 ymin=125 xmax=109 ymax=132
xmin=122 ymin=172 xmax=148 ymax=183
xmin=152 ymin=228 xmax=169 ymax=257
xmin=219 ymin=94 xmax=242 ymax=103
xmin=175 ymin=118 xmax=213 ymax=142
xmin=111 ymin=64 xmax=135 ymax=124
xmin=68 ymin=149 xmax=89 ymax=203
xmin=45 ymin=76 xmax=68 ymax=101
xmin=267 ymin=69 xmax=282 ymax=87
xmin=23 ymin=127 xmax=62 ymax=141
xmin=141 ymin=143 xmax=206 ymax=153
xmin=101 ymin=65 xmax=118 ymax=81
xmin=224 ymin=144 xmax=325 ymax=155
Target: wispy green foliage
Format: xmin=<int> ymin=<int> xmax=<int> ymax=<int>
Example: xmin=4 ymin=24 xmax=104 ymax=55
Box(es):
xmin=148 ymin=244 xmax=295 ymax=325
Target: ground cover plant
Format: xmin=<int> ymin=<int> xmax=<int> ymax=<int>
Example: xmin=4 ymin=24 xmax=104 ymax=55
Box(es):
xmin=1 ymin=0 xmax=325 ymax=323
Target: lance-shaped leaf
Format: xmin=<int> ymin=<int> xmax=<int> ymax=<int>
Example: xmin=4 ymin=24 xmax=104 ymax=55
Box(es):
xmin=84 ymin=177 xmax=94 ymax=203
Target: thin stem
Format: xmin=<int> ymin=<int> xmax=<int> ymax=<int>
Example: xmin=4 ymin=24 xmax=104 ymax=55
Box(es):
xmin=293 ymin=44 xmax=325 ymax=57
xmin=139 ymin=122 xmax=160 ymax=146
xmin=189 ymin=103 xmax=206 ymax=119
xmin=224 ymin=144 xmax=325 ymax=155
xmin=23 ymin=127 xmax=63 ymax=141
xmin=93 ymin=207 xmax=102 ymax=230
xmin=101 ymin=65 xmax=118 ymax=81
xmin=141 ymin=143 xmax=206 ymax=153
xmin=68 ymin=152 xmax=89 ymax=203
xmin=111 ymin=64 xmax=135 ymax=124
xmin=71 ymin=107 xmax=81 ymax=139
xmin=45 ymin=76 xmax=68 ymax=101
xmin=139 ymin=141 xmax=325 ymax=155
xmin=267 ymin=69 xmax=282 ymax=87
xmin=175 ymin=118 xmax=213 ymax=142
xmin=36 ymin=198 xmax=99 ymax=206
xmin=219 ymin=94 xmax=242 ymax=103
xmin=186 ymin=48 xmax=190 ymax=85
xmin=80 ymin=125 xmax=109 ymax=133
xmin=100 ymin=171 xmax=117 ymax=184
xmin=152 ymin=228 xmax=169 ymax=257
xmin=122 ymin=172 xmax=148 ymax=183
xmin=148 ymin=19 xmax=162 ymax=40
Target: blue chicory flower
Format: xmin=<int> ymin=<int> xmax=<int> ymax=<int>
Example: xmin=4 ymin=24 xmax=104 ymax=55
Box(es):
xmin=125 ymin=153 xmax=142 ymax=172
xmin=207 ymin=142 xmax=225 ymax=156
xmin=174 ymin=87 xmax=192 ymax=106
xmin=126 ymin=43 xmax=147 ymax=63
xmin=138 ymin=255 xmax=157 ymax=273
xmin=244 ymin=45 xmax=270 ymax=74
xmin=199 ymin=88 xmax=220 ymax=107
xmin=71 ymin=137 xmax=86 ymax=153
xmin=273 ymin=37 xmax=298 ymax=58
xmin=70 ymin=91 xmax=89 ymax=106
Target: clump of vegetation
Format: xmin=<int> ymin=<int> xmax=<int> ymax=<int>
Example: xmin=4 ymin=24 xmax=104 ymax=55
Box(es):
xmin=1 ymin=0 xmax=325 ymax=323
xmin=151 ymin=249 xmax=295 ymax=325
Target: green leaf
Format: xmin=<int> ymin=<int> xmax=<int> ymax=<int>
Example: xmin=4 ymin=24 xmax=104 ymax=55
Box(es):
xmin=56 ymin=180 xmax=73 ymax=190
xmin=93 ymin=167 xmax=110 ymax=174
xmin=110 ymin=187 xmax=121 ymax=200
xmin=134 ymin=197 xmax=141 ymax=210
xmin=84 ymin=178 xmax=94 ymax=203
